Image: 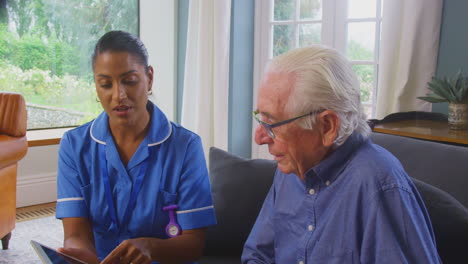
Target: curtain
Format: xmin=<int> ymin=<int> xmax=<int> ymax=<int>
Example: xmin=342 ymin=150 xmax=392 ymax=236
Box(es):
xmin=375 ymin=0 xmax=443 ymax=119
xmin=181 ymin=0 xmax=231 ymax=156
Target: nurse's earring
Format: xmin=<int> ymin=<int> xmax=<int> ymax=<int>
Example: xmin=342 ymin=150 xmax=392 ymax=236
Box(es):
xmin=148 ymin=90 xmax=153 ymax=96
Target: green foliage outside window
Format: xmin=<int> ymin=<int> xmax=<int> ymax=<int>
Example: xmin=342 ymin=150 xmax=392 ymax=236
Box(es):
xmin=0 ymin=0 xmax=138 ymax=129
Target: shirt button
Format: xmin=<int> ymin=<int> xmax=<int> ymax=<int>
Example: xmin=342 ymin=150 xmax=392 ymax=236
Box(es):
xmin=325 ymin=180 xmax=331 ymax=186
xmin=299 ymin=261 xmax=304 ymax=264
xmin=309 ymin=188 xmax=315 ymax=195
xmin=308 ymin=225 xmax=314 ymax=231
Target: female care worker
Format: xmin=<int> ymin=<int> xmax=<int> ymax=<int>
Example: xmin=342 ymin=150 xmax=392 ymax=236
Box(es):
xmin=55 ymin=31 xmax=216 ymax=264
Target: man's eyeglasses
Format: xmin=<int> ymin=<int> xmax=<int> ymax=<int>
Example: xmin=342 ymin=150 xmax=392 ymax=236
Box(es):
xmin=252 ymin=109 xmax=323 ymax=139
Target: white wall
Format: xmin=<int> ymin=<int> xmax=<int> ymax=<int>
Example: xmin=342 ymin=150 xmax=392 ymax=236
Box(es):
xmin=17 ymin=145 xmax=59 ymax=207
xmin=141 ymin=0 xmax=177 ymax=121
xmin=16 ymin=0 xmax=177 ymax=207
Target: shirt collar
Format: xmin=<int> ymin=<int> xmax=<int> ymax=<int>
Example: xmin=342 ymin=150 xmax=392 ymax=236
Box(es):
xmin=90 ymin=101 xmax=172 ymax=146
xmin=305 ymin=132 xmax=366 ymax=186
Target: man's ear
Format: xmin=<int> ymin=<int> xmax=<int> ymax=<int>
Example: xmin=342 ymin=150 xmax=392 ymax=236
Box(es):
xmin=318 ymin=110 xmax=339 ymax=147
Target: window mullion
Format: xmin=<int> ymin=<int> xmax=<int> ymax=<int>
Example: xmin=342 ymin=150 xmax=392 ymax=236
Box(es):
xmin=295 ymin=0 xmax=300 ymax=48
xmin=334 ymin=0 xmax=348 ymax=53
xmin=321 ymin=0 xmax=336 ymax=47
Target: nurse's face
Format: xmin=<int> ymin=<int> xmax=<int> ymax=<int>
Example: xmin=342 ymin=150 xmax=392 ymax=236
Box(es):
xmin=94 ymin=51 xmax=153 ymax=127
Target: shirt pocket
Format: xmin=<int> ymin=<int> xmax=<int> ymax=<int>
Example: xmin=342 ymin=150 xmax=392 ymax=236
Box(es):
xmin=308 ymin=244 xmax=354 ymax=264
xmin=127 ymin=189 xmax=179 ymax=237
xmin=159 ymin=189 xmax=178 ymax=206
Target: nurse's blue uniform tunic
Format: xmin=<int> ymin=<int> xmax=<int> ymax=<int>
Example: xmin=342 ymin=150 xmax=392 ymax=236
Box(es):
xmin=56 ymin=102 xmax=216 ymax=262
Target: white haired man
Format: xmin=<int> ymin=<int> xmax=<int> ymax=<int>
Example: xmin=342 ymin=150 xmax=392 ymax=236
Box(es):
xmin=242 ymin=46 xmax=441 ymax=263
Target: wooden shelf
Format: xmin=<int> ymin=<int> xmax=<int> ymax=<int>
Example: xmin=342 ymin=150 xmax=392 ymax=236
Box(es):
xmin=373 ymin=120 xmax=468 ymax=145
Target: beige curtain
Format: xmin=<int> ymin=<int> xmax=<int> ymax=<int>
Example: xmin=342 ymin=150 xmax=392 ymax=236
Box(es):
xmin=181 ymin=0 xmax=232 ymax=157
xmin=375 ymin=0 xmax=443 ymax=119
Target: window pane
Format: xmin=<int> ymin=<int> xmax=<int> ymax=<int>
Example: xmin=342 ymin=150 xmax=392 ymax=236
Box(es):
xmin=0 ymin=0 xmax=139 ymax=130
xmin=348 ymin=0 xmax=376 ymax=19
xmin=273 ymin=24 xmax=294 ymax=56
xmin=299 ymin=23 xmax=321 ymax=47
xmin=362 ymin=104 xmax=372 ymax=119
xmin=352 ymin=64 xmax=374 ymax=103
xmin=300 ymin=0 xmax=322 ymax=20
xmin=274 ymin=0 xmax=295 ymax=21
xmin=347 ymin=22 xmax=375 ymax=61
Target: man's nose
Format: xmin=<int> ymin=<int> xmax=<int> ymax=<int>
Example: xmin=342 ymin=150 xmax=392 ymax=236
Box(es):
xmin=254 ymin=124 xmax=273 ymax=145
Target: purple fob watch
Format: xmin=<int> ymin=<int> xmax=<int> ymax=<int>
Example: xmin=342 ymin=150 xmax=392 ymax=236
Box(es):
xmin=163 ymin=205 xmax=181 ymax=237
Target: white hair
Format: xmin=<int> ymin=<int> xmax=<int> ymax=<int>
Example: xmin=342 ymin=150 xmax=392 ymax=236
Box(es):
xmin=266 ymin=45 xmax=371 ymax=147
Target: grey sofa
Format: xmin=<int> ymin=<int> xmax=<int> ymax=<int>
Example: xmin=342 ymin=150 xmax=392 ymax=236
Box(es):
xmin=200 ymin=133 xmax=468 ymax=264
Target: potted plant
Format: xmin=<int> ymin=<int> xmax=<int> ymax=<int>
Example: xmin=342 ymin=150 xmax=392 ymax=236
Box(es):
xmin=418 ymin=71 xmax=468 ymax=130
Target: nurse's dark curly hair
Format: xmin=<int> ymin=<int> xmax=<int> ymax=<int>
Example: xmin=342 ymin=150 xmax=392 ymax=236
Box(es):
xmin=92 ymin=30 xmax=149 ymax=72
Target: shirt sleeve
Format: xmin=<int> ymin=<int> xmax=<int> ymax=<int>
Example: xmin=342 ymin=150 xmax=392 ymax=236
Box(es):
xmin=241 ymin=175 xmax=277 ymax=264
xmin=175 ymin=136 xmax=216 ymax=230
xmin=360 ymin=185 xmax=441 ymax=264
xmin=56 ymin=132 xmax=89 ymax=219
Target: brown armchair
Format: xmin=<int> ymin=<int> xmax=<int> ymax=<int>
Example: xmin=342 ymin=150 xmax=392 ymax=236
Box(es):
xmin=0 ymin=92 xmax=28 ymax=250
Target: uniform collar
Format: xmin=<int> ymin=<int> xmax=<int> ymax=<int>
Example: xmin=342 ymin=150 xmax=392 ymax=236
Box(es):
xmin=305 ymin=132 xmax=366 ymax=186
xmin=90 ymin=101 xmax=172 ymax=147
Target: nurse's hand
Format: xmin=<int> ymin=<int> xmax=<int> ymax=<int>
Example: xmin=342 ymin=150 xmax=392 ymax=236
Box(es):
xmin=100 ymin=238 xmax=152 ymax=264
xmin=58 ymin=247 xmax=100 ymax=264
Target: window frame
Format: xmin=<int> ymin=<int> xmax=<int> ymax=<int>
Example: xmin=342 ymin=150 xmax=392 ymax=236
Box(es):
xmin=1 ymin=0 xmax=141 ymax=132
xmin=17 ymin=0 xmax=176 ymax=145
xmin=252 ymin=0 xmax=382 ymax=158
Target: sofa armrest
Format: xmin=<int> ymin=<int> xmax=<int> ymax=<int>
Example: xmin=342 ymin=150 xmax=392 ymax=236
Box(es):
xmin=0 ymin=135 xmax=28 ymax=169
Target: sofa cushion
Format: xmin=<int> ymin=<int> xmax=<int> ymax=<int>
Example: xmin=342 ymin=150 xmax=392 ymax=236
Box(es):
xmin=412 ymin=178 xmax=468 ymax=263
xmin=204 ymin=138 xmax=468 ymax=262
xmin=370 ymin=133 xmax=468 ymax=207
xmin=204 ymin=147 xmax=276 ymax=257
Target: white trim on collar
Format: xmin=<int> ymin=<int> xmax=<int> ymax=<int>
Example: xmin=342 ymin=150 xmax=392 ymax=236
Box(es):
xmin=90 ymin=119 xmax=106 ymax=145
xmin=148 ymin=119 xmax=173 ymax=147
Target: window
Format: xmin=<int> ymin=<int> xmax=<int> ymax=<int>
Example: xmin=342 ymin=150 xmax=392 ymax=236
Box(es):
xmin=254 ymin=0 xmax=382 ymax=118
xmin=0 ymin=0 xmax=139 ymax=130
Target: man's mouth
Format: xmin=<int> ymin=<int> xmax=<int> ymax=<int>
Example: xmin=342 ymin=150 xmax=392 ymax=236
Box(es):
xmin=271 ymin=153 xmax=284 ymax=161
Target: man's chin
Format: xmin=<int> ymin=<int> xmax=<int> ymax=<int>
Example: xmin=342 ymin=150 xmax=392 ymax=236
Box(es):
xmin=277 ymin=163 xmax=294 ymax=176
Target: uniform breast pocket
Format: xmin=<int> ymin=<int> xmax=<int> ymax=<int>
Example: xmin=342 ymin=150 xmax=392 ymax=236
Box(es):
xmin=159 ymin=189 xmax=178 ymax=206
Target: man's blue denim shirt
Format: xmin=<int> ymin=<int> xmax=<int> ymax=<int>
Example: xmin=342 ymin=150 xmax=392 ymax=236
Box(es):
xmin=242 ymin=133 xmax=441 ymax=264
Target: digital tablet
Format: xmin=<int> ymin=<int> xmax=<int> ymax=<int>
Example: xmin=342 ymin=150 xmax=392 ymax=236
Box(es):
xmin=30 ymin=240 xmax=89 ymax=264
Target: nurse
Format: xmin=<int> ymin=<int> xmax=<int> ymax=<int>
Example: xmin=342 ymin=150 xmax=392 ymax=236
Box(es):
xmin=55 ymin=31 xmax=216 ymax=264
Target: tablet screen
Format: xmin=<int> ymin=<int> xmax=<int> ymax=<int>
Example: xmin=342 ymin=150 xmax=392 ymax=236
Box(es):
xmin=30 ymin=240 xmax=88 ymax=264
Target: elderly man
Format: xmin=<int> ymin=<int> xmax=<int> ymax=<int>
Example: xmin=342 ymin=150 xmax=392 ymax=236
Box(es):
xmin=242 ymin=46 xmax=440 ymax=263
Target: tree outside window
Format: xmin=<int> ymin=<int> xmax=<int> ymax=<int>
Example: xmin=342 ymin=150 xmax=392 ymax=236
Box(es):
xmin=0 ymin=0 xmax=139 ymax=130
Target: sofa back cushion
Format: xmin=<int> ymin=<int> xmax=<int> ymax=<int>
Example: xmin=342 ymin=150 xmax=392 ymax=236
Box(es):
xmin=205 ymin=147 xmax=276 ymax=256
xmin=370 ymin=133 xmax=468 ymax=207
xmin=412 ymin=178 xmax=468 ymax=263
xmin=206 ymin=135 xmax=468 ymax=262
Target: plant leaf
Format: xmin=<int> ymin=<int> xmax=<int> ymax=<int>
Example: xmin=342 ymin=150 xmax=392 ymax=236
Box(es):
xmin=417 ymin=96 xmax=447 ymax=103
xmin=426 ymin=93 xmax=445 ymax=100
xmin=424 ymin=70 xmax=468 ymax=103
xmin=427 ymin=79 xmax=453 ymax=100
